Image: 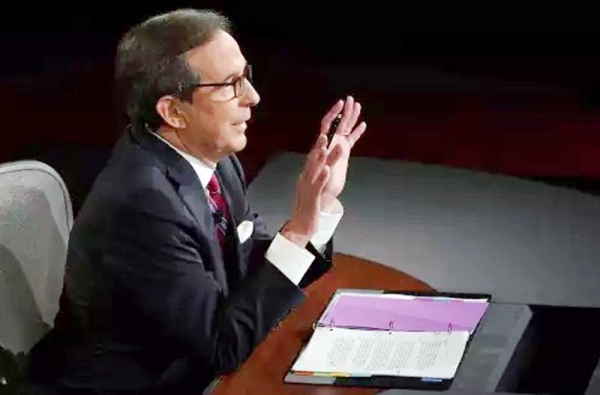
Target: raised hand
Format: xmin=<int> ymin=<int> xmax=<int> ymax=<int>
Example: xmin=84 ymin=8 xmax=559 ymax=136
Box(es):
xmin=281 ymin=135 xmax=331 ymax=246
xmin=318 ymin=96 xmax=367 ymax=211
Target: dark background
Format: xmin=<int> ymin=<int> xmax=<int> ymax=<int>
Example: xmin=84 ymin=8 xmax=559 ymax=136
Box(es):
xmin=3 ymin=2 xmax=600 ymax=213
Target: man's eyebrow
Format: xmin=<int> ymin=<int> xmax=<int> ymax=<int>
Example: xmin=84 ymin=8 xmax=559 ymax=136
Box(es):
xmin=222 ymin=61 xmax=248 ymax=82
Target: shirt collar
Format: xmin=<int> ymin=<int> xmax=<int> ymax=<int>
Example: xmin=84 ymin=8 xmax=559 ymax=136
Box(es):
xmin=151 ymin=132 xmax=215 ymax=189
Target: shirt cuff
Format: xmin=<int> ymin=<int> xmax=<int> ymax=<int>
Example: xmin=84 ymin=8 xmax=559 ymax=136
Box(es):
xmin=310 ymin=202 xmax=344 ymax=254
xmin=265 ymin=233 xmax=315 ymax=285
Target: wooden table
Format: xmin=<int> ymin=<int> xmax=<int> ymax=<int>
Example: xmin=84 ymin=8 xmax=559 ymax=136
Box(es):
xmin=212 ymin=253 xmax=433 ymax=395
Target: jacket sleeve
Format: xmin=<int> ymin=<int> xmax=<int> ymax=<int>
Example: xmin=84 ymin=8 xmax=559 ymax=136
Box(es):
xmin=104 ymin=186 xmax=305 ymax=375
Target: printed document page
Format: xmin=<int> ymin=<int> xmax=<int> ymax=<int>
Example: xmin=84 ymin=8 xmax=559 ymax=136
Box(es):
xmin=292 ymin=327 xmax=469 ymax=379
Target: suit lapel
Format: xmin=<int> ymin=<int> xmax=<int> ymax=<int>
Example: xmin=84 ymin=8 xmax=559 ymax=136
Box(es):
xmin=129 ymin=127 xmax=229 ymax=294
xmin=215 ymin=164 xmax=245 ymax=285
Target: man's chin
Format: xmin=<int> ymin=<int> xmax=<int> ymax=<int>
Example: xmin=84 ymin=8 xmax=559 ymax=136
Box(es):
xmin=231 ymin=134 xmax=247 ymax=152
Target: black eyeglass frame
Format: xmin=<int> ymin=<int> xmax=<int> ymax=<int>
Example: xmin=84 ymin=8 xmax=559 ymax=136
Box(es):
xmin=188 ymin=64 xmax=252 ymax=99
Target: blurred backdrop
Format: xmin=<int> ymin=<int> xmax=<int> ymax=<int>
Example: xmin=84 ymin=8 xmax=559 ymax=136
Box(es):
xmin=3 ymin=1 xmax=600 ymax=214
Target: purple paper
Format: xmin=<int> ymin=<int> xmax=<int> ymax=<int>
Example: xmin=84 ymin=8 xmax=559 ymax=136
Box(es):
xmin=318 ymin=294 xmax=488 ymax=332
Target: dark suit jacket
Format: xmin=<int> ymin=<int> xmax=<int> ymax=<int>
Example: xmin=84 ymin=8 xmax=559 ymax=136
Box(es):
xmin=26 ymin=128 xmax=332 ymax=394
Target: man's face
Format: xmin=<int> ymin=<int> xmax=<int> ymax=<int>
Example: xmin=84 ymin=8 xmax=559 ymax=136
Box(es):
xmin=174 ymin=30 xmax=260 ymax=163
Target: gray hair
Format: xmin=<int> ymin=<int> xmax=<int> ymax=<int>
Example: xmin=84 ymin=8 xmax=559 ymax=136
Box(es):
xmin=114 ymin=9 xmax=232 ymax=131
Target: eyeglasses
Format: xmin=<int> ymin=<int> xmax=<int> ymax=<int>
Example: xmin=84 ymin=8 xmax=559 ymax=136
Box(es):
xmin=190 ymin=64 xmax=252 ymax=99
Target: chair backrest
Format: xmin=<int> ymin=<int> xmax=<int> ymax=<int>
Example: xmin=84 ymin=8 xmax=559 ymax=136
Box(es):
xmin=0 ymin=160 xmax=73 ymax=354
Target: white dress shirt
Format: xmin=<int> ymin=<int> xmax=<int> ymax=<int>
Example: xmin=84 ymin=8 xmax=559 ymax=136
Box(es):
xmin=152 ymin=133 xmax=343 ymax=285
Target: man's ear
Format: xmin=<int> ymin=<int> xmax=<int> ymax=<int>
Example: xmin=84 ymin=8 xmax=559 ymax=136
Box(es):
xmin=156 ymin=96 xmax=188 ymax=129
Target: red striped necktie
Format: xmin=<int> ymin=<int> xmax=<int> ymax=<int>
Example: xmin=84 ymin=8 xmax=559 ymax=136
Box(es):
xmin=206 ymin=174 xmax=229 ymax=249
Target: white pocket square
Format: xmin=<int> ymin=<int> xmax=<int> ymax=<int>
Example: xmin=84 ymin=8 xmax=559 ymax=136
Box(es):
xmin=237 ymin=220 xmax=254 ymax=243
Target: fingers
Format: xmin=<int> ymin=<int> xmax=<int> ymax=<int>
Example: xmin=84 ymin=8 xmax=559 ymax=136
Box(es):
xmin=326 ymin=143 xmax=344 ymax=167
xmin=320 ymin=100 xmax=345 ymax=135
xmin=304 ymin=164 xmax=330 ymax=216
xmin=310 ymin=146 xmax=328 ymax=184
xmin=319 ymin=96 xmax=363 ymax=142
xmin=343 ymin=101 xmax=361 ymax=136
xmin=320 ymin=96 xmax=354 ymax=137
xmin=334 ymin=96 xmax=362 ymax=135
xmin=302 ymin=134 xmax=327 ymax=183
xmin=347 ymin=121 xmax=367 ymax=148
xmin=293 ymin=148 xmax=330 ymax=232
xmin=304 ymin=134 xmax=330 ymax=186
xmin=305 ymin=134 xmax=326 ymax=166
xmin=316 ymin=165 xmax=330 ymax=194
xmin=337 ymin=96 xmax=355 ymax=133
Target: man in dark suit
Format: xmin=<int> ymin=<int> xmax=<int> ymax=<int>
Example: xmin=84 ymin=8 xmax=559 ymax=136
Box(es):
xmin=24 ymin=8 xmax=366 ymax=395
